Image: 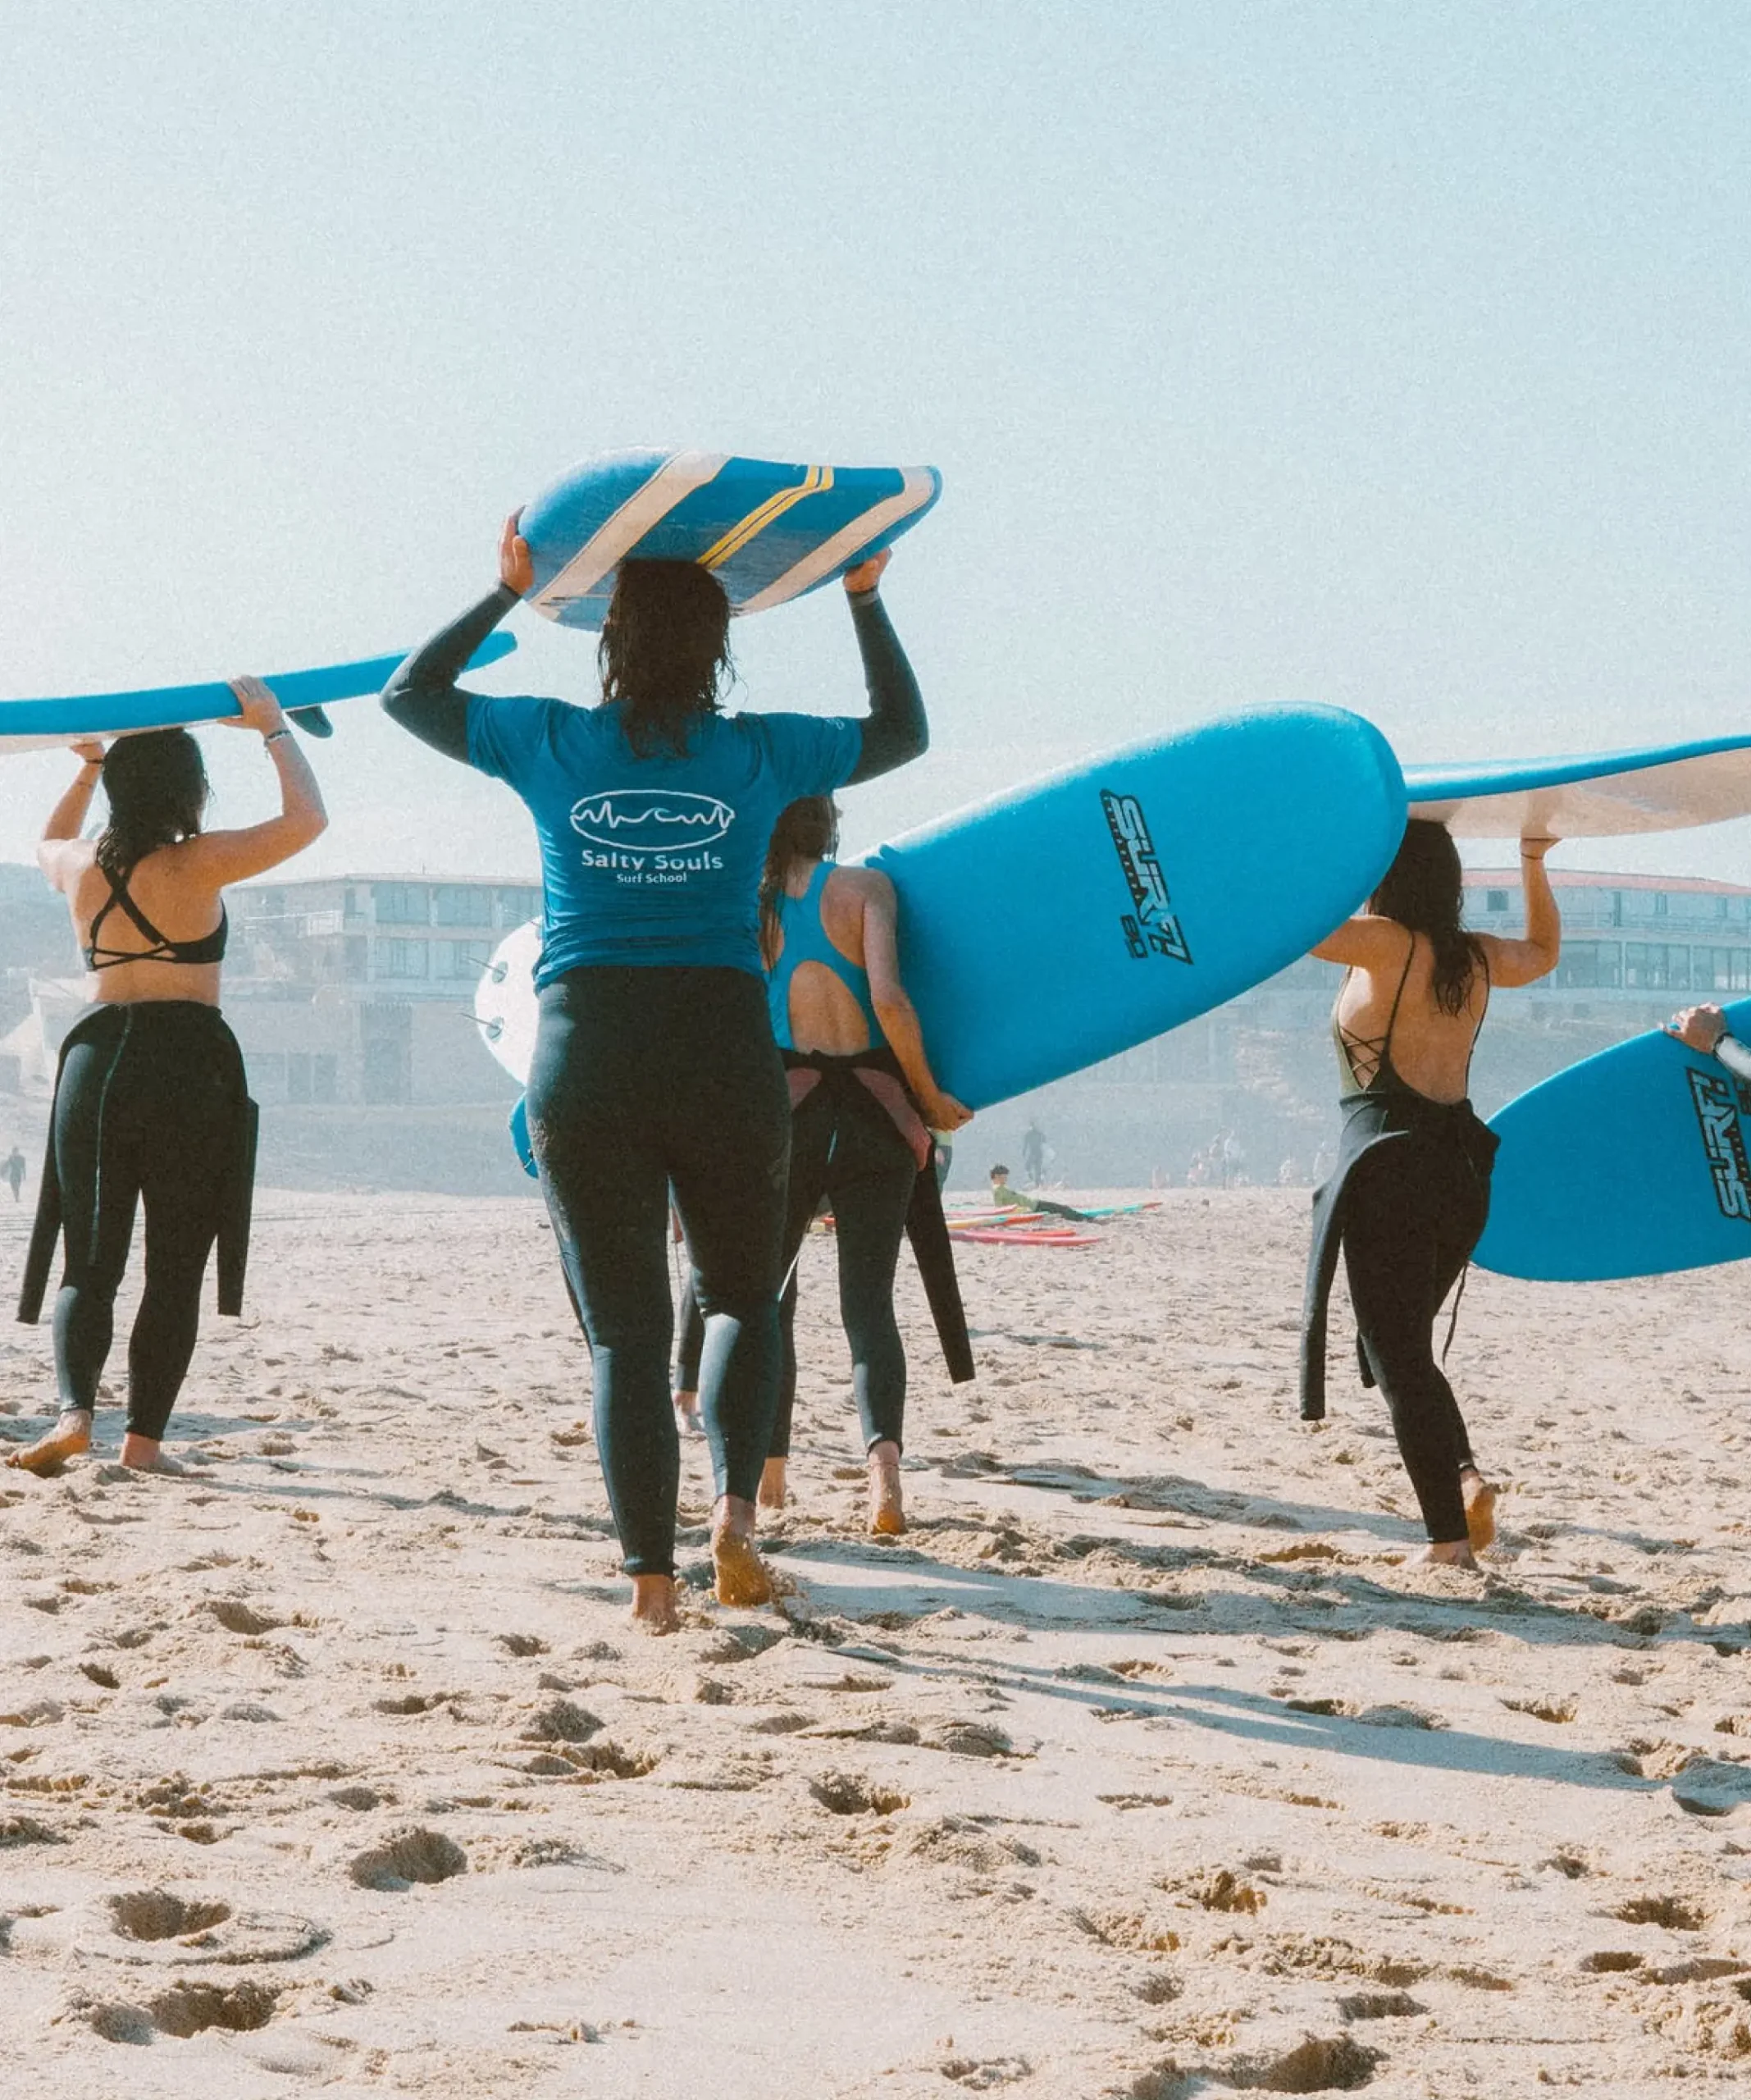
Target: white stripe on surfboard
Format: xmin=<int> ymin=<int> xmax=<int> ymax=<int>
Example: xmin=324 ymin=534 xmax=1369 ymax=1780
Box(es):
xmin=529 ymin=450 xmax=731 ymax=618
xmin=736 ymin=468 xmax=938 ymax=614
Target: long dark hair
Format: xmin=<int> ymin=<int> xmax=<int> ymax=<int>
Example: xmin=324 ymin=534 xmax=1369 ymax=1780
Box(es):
xmin=597 ymin=559 xmax=734 ymax=758
xmin=93 ymin=729 xmax=209 ymax=883
xmin=758 ymin=797 xmax=840 ymax=968
xmin=1370 ymin=819 xmax=1484 ymax=1018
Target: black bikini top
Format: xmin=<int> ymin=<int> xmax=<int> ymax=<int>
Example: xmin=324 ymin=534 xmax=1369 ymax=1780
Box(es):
xmin=84 ymin=868 xmax=228 ymax=972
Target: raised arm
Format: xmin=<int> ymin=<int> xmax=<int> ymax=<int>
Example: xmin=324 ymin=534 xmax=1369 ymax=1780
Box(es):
xmin=180 ymin=678 xmax=328 ymax=886
xmin=38 ymin=739 xmax=107 ymax=892
xmin=381 ymin=514 xmax=527 ymax=764
xmin=1479 ymin=834 xmax=1561 ymax=988
xmin=840 ymin=551 xmax=928 ymax=786
xmin=859 ymin=872 xmax=971 ymax=1131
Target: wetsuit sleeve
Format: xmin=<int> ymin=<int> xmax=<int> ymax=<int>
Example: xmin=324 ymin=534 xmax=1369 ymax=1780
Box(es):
xmin=1715 ymin=1035 xmax=1751 ymax=1086
xmin=843 ymin=589 xmax=927 ymax=785
xmin=381 ymin=585 xmax=520 ymax=766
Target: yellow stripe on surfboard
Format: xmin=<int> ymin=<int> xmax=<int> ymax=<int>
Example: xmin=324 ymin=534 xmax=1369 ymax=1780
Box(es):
xmin=699 ymin=465 xmax=832 ymax=571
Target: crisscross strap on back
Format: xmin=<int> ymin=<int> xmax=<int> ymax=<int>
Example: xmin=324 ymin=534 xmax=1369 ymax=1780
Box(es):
xmin=84 ymin=867 xmax=227 ymax=971
xmin=1334 ymin=933 xmax=1417 ymax=1093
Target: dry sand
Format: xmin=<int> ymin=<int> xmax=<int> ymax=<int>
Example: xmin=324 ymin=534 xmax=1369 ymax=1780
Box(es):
xmin=3 ymin=1185 xmax=1751 ymax=2096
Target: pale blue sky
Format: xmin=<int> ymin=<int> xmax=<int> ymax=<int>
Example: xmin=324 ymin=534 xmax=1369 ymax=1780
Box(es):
xmin=2 ymin=2 xmax=1747 ymax=884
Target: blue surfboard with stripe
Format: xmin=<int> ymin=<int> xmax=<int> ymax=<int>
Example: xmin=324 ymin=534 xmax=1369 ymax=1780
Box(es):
xmin=0 ymin=634 xmax=518 ymax=754
xmin=520 ymin=450 xmax=942 ymax=631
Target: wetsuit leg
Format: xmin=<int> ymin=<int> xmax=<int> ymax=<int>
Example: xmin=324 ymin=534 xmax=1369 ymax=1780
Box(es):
xmin=527 ymin=975 xmax=677 ymax=1578
xmin=528 ymin=969 xmax=788 ymax=1571
xmin=1340 ymin=1139 xmax=1488 ymax=1545
xmin=770 ymin=1088 xmax=837 ymax=1462
xmin=49 ymin=1025 xmax=142 ymax=1414
xmin=823 ymin=1094 xmax=916 ymax=1453
xmin=661 ymin=979 xmax=791 ymax=1509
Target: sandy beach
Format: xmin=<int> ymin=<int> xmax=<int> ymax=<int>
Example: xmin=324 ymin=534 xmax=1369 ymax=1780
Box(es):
xmin=3 ymin=1185 xmax=1750 ymax=2096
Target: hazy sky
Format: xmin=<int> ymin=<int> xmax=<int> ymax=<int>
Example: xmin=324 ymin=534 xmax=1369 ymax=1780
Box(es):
xmin=2 ymin=2 xmax=1747 ymax=885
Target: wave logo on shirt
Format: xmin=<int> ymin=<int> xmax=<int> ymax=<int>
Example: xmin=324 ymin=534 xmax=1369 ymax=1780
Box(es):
xmin=568 ymin=791 xmax=736 ymax=851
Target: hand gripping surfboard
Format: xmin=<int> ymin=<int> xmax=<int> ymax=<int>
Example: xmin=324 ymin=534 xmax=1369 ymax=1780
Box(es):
xmin=1407 ymin=733 xmax=1751 ymax=838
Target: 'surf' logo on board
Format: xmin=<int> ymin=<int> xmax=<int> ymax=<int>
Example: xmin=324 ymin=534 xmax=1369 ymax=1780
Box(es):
xmin=1101 ymin=790 xmax=1192 ymax=965
xmin=1686 ymin=1066 xmax=1751 ymax=1221
xmin=569 ymin=791 xmax=735 ymax=851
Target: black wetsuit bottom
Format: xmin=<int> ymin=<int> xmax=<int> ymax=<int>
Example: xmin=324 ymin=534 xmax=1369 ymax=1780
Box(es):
xmin=1340 ymin=1133 xmax=1488 ymax=1544
xmin=527 ymin=967 xmax=791 ymax=1578
xmin=773 ymin=1071 xmax=917 ymax=1459
xmin=49 ymin=1002 xmax=244 ymax=1442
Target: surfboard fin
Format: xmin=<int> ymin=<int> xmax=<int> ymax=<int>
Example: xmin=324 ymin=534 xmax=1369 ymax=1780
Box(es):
xmin=286 ymin=705 xmax=335 ymax=738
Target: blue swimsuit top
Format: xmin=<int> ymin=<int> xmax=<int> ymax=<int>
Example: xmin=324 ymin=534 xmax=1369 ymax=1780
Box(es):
xmin=765 ymin=862 xmax=883 ymax=1052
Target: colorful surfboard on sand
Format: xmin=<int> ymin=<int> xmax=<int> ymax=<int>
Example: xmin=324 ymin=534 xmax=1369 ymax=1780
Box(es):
xmin=1478 ymin=1000 xmax=1751 ymax=1281
xmin=519 ymin=450 xmax=942 ymax=631
xmin=0 ymin=636 xmax=518 ymax=754
xmin=477 ymin=704 xmax=1407 ymax=1129
xmin=1407 ymin=734 xmax=1751 ymax=838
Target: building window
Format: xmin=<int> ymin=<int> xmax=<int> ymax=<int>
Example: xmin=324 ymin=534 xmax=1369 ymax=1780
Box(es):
xmin=312 ymin=1054 xmax=338 ymax=1103
xmin=1653 ymin=893 xmax=1669 ymax=917
xmin=376 ymin=938 xmax=430 ymax=979
xmin=1485 ymin=888 xmax=1508 ymax=914
xmin=433 ymin=886 xmax=493 ymax=926
xmin=496 ymin=886 xmax=542 ymax=926
xmin=249 ymin=1051 xmax=287 ymax=1096
xmin=435 ymin=940 xmax=487 ymax=979
xmin=373 ymin=883 xmax=429 ymax=925
xmin=344 ymin=937 xmax=369 ymax=980
xmin=287 ymin=1052 xmax=312 ymax=1102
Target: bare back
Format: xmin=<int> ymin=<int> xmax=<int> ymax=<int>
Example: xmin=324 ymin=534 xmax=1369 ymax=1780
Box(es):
xmin=1334 ymin=929 xmax=1490 ymax=1104
xmin=58 ymin=842 xmax=228 ymax=1007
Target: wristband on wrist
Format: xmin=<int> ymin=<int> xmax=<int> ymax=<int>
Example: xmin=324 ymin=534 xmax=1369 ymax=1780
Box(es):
xmin=263 ymin=726 xmax=292 ymax=746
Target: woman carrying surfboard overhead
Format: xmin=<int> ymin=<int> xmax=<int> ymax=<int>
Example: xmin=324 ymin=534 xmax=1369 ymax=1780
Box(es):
xmin=381 ymin=518 xmax=928 ymax=1633
xmin=8 ymin=685 xmax=327 ymax=1479
xmin=758 ymin=795 xmax=973 ymax=1534
xmin=1300 ymin=819 xmax=1561 ymax=1568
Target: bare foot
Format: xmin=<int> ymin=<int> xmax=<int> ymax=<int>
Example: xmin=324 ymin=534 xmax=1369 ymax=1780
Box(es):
xmin=1460 ymin=1468 xmax=1498 ymax=1552
xmin=5 ymin=1410 xmax=92 ymax=1477
xmin=867 ymin=1440 xmax=905 ymax=1536
xmin=673 ymin=1390 xmax=703 ymax=1437
xmin=1419 ymin=1538 xmax=1480 ymax=1571
xmin=758 ymin=1456 xmax=787 ymax=1510
xmin=630 ymin=1573 xmax=682 ymax=1635
xmin=712 ymin=1495 xmax=774 ymax=1606
xmin=119 ymin=1434 xmax=206 ymax=1476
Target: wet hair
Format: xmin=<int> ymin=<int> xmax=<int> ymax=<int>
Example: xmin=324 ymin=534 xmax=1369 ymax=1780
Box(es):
xmin=758 ymin=797 xmax=841 ymax=968
xmin=598 ymin=559 xmax=734 ymax=758
xmin=1370 ymin=819 xmax=1484 ymax=1018
xmin=93 ymin=729 xmax=209 ymax=883
xmin=989 ymin=1164 xmax=1010 ymax=1179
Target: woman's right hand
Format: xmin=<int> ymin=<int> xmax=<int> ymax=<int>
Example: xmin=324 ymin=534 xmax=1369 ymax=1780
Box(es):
xmin=499 ymin=510 xmax=534 ymax=597
xmin=1668 ymin=1003 xmax=1728 ymax=1054
xmin=71 ymin=737 xmax=106 ymax=768
xmin=921 ymin=1087 xmax=973 ymax=1134
xmin=844 ymin=549 xmax=891 ymax=596
xmin=225 ymin=675 xmax=287 ymax=735
xmin=1520 ymin=833 xmax=1558 ymax=861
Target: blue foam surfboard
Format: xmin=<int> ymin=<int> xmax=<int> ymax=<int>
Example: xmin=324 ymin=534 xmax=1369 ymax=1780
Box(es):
xmin=520 ymin=450 xmax=941 ymax=631
xmin=1477 ymin=1005 xmax=1751 ymax=1281
xmin=0 ymin=635 xmax=518 ymax=755
xmin=1407 ymin=734 xmax=1751 ymax=838
xmin=475 ymin=706 xmax=1407 ymax=1122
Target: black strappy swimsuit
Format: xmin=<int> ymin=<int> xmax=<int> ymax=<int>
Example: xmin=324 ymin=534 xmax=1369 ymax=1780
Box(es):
xmin=84 ymin=869 xmax=227 ymax=971
xmin=1332 ymin=934 xmax=1487 ymax=1102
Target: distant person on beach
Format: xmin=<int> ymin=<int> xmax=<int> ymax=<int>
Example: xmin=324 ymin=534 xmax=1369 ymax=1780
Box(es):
xmin=1021 ymin=1121 xmax=1046 ymax=1187
xmin=989 ymin=1164 xmax=1089 ymax=1221
xmin=3 ymin=1148 xmax=24 ymax=1203
xmin=8 ymin=690 xmax=326 ymax=1478
xmin=382 ymin=521 xmax=928 ymax=1633
xmin=759 ymin=794 xmax=971 ymax=1534
xmin=1301 ymin=822 xmax=1560 ymax=1569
